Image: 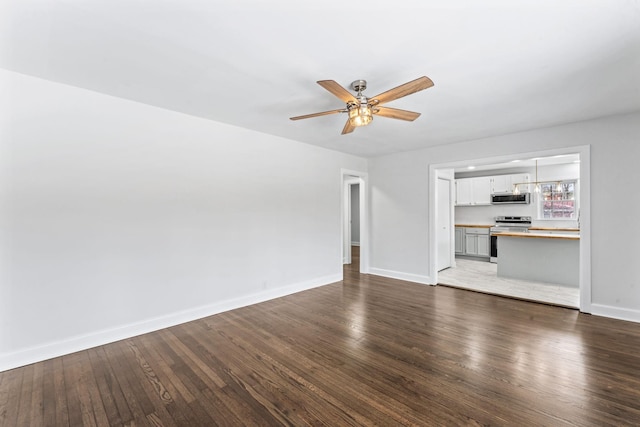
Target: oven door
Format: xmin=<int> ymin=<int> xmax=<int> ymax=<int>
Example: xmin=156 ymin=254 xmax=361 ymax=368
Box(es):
xmin=490 ymin=229 xmax=498 ymax=263
xmin=489 ymin=235 xmax=498 ymax=263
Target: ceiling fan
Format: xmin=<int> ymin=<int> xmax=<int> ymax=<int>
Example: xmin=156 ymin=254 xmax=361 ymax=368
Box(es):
xmin=290 ymin=76 xmax=434 ymax=135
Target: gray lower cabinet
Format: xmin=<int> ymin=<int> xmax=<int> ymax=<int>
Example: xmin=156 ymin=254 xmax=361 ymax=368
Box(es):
xmin=474 ymin=234 xmax=490 ymax=257
xmin=456 ymin=227 xmax=490 ymax=259
xmin=455 ymin=227 xmax=464 ymax=254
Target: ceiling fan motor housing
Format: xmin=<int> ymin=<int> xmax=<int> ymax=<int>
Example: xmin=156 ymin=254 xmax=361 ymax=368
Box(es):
xmin=351 ymin=80 xmax=367 ymax=94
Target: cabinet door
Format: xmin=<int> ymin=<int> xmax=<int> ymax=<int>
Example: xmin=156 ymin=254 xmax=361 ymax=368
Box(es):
xmin=457 ymin=177 xmax=492 ymax=205
xmin=465 ymin=234 xmax=478 ymax=255
xmin=472 ymin=177 xmax=492 ymax=205
xmin=476 ymin=234 xmax=490 ymax=257
xmin=455 ymin=228 xmax=464 ymax=254
xmin=491 ymin=175 xmax=509 ymax=194
xmin=455 ymin=179 xmax=473 ymax=205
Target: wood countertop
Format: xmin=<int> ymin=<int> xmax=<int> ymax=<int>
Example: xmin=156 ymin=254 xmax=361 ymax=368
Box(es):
xmin=529 ymin=227 xmax=580 ymax=232
xmin=456 ymin=225 xmax=579 ymax=231
xmin=492 ymin=231 xmax=580 ymax=240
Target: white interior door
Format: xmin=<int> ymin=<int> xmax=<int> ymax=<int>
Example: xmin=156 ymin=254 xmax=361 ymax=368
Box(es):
xmin=437 ymin=177 xmax=452 ymax=271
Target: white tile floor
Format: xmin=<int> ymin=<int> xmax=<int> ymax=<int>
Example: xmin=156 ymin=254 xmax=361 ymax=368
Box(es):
xmin=438 ymin=258 xmax=580 ymax=308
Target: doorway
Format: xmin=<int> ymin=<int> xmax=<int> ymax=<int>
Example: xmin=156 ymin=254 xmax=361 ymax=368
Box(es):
xmin=342 ymin=170 xmax=369 ymax=275
xmin=428 ymin=146 xmax=591 ymax=312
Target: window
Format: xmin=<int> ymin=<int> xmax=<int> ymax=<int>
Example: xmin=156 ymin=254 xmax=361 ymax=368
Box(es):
xmin=539 ymin=180 xmax=577 ymax=219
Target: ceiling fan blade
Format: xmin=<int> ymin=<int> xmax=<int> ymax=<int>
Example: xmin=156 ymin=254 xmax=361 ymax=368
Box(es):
xmin=373 ymin=106 xmax=421 ymax=121
xmin=341 ymin=118 xmax=356 ymax=135
xmin=290 ymin=109 xmax=344 ymax=121
xmin=317 ymin=80 xmax=358 ymax=104
xmin=369 ymin=76 xmax=434 ymax=106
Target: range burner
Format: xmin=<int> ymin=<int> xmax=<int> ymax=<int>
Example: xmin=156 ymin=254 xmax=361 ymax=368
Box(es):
xmin=493 ymin=216 xmax=532 ymax=229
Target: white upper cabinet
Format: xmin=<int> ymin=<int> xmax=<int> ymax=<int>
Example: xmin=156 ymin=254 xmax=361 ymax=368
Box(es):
xmin=490 ymin=174 xmax=531 ymax=194
xmin=455 ymin=177 xmax=491 ymax=206
xmin=455 ymin=179 xmax=472 ymax=205
xmin=491 ymin=175 xmax=510 ymax=194
xmin=472 ymin=177 xmax=492 ymax=204
xmin=457 ymin=173 xmax=531 ymax=205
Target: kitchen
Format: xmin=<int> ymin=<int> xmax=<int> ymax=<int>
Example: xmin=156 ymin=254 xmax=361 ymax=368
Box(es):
xmin=438 ymin=154 xmax=581 ymax=308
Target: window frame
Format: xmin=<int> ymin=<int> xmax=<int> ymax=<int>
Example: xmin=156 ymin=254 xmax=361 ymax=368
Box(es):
xmin=537 ymin=179 xmax=579 ymax=220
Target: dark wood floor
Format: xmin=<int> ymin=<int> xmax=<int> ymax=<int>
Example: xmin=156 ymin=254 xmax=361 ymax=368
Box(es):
xmin=2 ymin=247 xmax=640 ymax=426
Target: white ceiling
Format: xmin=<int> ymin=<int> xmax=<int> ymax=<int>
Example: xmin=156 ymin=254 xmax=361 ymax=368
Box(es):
xmin=1 ymin=1 xmax=639 ymax=158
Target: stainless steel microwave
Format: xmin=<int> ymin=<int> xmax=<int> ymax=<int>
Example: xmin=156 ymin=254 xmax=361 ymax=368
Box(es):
xmin=491 ymin=193 xmax=530 ymax=204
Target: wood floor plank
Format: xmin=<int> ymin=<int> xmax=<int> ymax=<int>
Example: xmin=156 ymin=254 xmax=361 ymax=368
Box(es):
xmin=229 ymin=302 xmax=509 ymax=425
xmin=113 ymin=339 xmax=180 ymax=427
xmin=62 ymin=348 xmax=111 ymax=427
xmin=79 ymin=350 xmax=111 ymax=427
xmin=28 ymin=360 xmax=45 ymax=426
xmin=188 ymin=320 xmax=364 ymax=426
xmin=50 ymin=356 xmax=70 ymax=427
xmin=136 ymin=332 xmax=233 ymax=425
xmin=41 ymin=359 xmax=57 ymax=426
xmin=139 ymin=334 xmax=243 ymax=425
xmin=0 ymin=369 xmax=10 ymax=425
xmin=0 ymin=368 xmax=23 ymax=426
xmin=87 ymin=346 xmax=130 ymax=426
xmin=101 ymin=340 xmax=152 ymax=427
xmin=127 ymin=335 xmax=201 ymax=427
xmin=137 ymin=333 xmax=197 ymax=404
xmin=2 ymin=259 xmax=640 ymax=425
xmin=61 ymin=352 xmax=89 ymax=427
xmin=15 ymin=364 xmax=34 ymax=426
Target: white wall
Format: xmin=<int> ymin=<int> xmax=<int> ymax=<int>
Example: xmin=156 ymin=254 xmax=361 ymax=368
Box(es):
xmin=350 ymin=184 xmax=360 ymax=245
xmin=0 ymin=69 xmax=367 ymax=371
xmin=370 ymin=112 xmax=640 ymax=321
xmin=368 ymin=155 xmax=430 ymax=282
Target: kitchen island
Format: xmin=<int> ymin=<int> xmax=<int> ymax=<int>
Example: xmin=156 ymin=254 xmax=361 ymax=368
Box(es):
xmin=494 ymin=231 xmax=579 ymax=287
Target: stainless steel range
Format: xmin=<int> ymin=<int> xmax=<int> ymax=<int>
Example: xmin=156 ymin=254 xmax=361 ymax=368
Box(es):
xmin=489 ymin=216 xmax=532 ymax=263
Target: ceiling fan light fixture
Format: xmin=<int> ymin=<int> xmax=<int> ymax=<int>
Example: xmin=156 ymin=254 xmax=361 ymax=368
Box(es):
xmin=290 ymin=76 xmax=433 ymax=134
xmin=349 ymin=104 xmax=373 ymax=127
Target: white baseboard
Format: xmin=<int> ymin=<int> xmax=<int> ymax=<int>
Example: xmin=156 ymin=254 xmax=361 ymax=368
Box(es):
xmin=0 ymin=273 xmax=342 ymax=372
xmin=590 ymin=303 xmax=640 ymax=324
xmin=369 ymin=268 xmax=434 ymax=285
xmin=351 ymin=242 xmax=360 ymax=246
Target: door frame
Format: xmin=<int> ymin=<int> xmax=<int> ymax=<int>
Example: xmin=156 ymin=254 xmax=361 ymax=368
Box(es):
xmin=343 ymin=177 xmax=359 ymax=265
xmin=427 ymin=145 xmax=591 ymax=313
xmin=341 ymin=169 xmax=369 ymax=274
